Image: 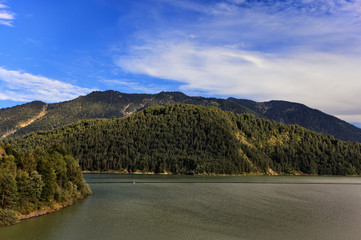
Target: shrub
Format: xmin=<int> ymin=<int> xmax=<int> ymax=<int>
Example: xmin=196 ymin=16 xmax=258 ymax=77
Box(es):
xmin=0 ymin=209 xmax=19 ymax=226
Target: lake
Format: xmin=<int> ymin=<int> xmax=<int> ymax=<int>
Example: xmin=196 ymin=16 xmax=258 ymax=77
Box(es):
xmin=1 ymin=174 xmax=361 ymax=240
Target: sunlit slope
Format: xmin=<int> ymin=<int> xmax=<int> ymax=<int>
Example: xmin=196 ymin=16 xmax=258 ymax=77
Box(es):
xmin=0 ymin=101 xmax=47 ymax=139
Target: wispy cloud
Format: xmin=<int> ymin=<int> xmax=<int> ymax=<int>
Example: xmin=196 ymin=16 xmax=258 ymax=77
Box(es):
xmin=115 ymin=0 xmax=361 ymax=121
xmin=157 ymin=0 xmax=361 ymax=53
xmin=0 ymin=67 xmax=95 ymax=102
xmin=0 ymin=2 xmax=15 ymax=26
xmin=116 ymin=42 xmax=361 ymax=115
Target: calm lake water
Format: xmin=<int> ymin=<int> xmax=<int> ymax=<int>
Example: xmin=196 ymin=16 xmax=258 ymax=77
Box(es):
xmin=1 ymin=174 xmax=361 ymax=240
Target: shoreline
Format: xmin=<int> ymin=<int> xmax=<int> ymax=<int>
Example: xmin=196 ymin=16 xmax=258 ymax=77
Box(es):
xmin=82 ymin=170 xmax=269 ymax=176
xmin=82 ymin=170 xmax=279 ymax=176
xmin=18 ymin=194 xmax=88 ymax=222
xmin=82 ymin=170 xmax=361 ymax=177
xmin=19 ymin=202 xmax=72 ymax=221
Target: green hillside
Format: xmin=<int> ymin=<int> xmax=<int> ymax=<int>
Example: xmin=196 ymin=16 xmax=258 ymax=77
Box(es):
xmin=6 ymin=104 xmax=361 ymax=176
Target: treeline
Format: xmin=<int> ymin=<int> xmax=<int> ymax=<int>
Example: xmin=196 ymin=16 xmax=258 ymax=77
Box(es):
xmin=5 ymin=104 xmax=361 ymax=176
xmin=0 ymin=145 xmax=91 ymax=226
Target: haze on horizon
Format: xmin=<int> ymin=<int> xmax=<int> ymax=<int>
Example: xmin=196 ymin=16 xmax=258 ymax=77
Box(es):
xmin=0 ymin=0 xmax=361 ymax=127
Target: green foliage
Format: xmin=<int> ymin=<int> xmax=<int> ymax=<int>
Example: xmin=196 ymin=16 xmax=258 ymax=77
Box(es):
xmin=0 ymin=147 xmax=5 ymax=157
xmin=6 ymin=104 xmax=361 ymax=176
xmin=15 ymin=170 xmax=43 ymax=213
xmin=0 ymin=169 xmax=18 ymax=209
xmin=36 ymin=155 xmax=57 ymax=202
xmin=0 ymin=144 xmax=91 ymax=225
xmin=0 ymin=209 xmax=19 ymax=226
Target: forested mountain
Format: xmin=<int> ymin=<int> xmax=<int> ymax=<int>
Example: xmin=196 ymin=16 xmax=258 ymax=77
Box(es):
xmin=0 ymin=144 xmax=91 ymax=226
xmin=1 ymin=90 xmax=360 ymax=142
xmin=1 ymin=91 xmax=256 ymax=138
xmin=6 ymin=104 xmax=361 ymax=176
xmin=228 ymin=98 xmax=361 ymax=142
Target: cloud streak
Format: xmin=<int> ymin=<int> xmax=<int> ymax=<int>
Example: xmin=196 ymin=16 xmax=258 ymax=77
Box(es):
xmin=0 ymin=67 xmax=94 ymax=102
xmin=0 ymin=2 xmax=14 ymax=26
xmin=116 ymin=42 xmax=361 ymax=114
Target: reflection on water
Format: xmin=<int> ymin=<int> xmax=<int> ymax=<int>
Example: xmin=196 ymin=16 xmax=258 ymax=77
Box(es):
xmin=1 ymin=174 xmax=361 ymax=240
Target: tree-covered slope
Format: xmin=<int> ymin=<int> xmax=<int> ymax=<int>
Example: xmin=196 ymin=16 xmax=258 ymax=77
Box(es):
xmin=6 ymin=104 xmax=361 ymax=176
xmin=0 ymin=145 xmax=91 ymax=226
xmin=228 ymin=98 xmax=361 ymax=142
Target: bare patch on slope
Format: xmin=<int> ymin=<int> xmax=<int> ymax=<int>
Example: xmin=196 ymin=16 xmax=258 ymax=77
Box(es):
xmin=1 ymin=105 xmax=48 ymax=139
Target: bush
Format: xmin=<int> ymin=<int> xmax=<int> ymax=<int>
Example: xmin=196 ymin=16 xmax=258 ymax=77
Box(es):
xmin=0 ymin=209 xmax=19 ymax=226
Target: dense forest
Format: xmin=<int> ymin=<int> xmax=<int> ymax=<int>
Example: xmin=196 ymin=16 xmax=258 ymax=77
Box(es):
xmin=0 ymin=145 xmax=91 ymax=226
xmin=6 ymin=104 xmax=361 ymax=176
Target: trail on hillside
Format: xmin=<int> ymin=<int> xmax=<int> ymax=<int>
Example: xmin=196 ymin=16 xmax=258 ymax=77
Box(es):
xmin=1 ymin=105 xmax=48 ymax=139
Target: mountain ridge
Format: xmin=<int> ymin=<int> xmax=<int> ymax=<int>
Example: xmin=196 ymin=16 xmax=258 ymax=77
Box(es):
xmin=228 ymin=98 xmax=361 ymax=142
xmin=0 ymin=90 xmax=360 ymax=142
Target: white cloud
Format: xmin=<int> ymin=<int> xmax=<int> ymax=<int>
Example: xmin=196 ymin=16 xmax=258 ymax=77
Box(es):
xmin=0 ymin=3 xmax=14 ymax=26
xmin=0 ymin=11 xmax=13 ymax=20
xmin=0 ymin=19 xmax=11 ymax=26
xmin=116 ymin=42 xmax=361 ymax=117
xmin=0 ymin=67 xmax=95 ymax=102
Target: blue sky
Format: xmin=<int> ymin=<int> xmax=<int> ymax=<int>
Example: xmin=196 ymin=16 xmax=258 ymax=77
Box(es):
xmin=1 ymin=0 xmax=361 ymax=127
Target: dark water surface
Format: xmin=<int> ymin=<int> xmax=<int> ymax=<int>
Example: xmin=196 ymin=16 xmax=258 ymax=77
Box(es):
xmin=1 ymin=174 xmax=361 ymax=240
